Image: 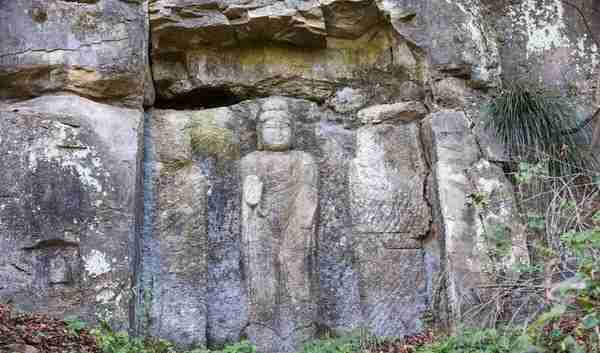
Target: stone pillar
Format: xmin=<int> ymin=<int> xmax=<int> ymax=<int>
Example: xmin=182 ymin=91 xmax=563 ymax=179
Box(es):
xmin=426 ymin=110 xmax=529 ymax=328
xmin=349 ymin=121 xmax=431 ymax=337
xmin=241 ymin=99 xmax=319 ymax=353
xmin=144 ymin=109 xmax=210 ymax=348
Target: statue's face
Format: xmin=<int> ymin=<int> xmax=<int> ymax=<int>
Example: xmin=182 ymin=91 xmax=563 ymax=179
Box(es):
xmin=260 ymin=111 xmax=292 ymax=151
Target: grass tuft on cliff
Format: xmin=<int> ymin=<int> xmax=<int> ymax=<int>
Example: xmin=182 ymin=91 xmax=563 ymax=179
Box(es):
xmin=483 ymin=82 xmax=597 ymax=175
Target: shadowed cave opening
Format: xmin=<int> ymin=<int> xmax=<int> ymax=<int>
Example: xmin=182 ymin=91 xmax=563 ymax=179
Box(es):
xmin=154 ymin=87 xmax=246 ymax=109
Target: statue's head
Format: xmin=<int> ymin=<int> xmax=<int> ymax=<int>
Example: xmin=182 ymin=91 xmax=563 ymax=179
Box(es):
xmin=258 ymin=98 xmax=293 ymax=151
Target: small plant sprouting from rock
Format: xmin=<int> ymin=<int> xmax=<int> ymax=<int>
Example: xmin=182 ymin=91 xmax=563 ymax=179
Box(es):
xmin=65 ymin=315 xmax=87 ymax=337
xmin=466 ymin=191 xmax=490 ymax=210
xmin=92 ymin=320 xmax=174 ymax=353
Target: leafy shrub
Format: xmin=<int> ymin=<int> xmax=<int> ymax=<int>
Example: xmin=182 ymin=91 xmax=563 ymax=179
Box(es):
xmin=64 ymin=315 xmax=87 ymax=337
xmin=299 ymin=335 xmax=361 ymax=353
xmin=415 ymin=328 xmax=527 ymax=353
xmin=92 ymin=321 xmax=173 ymax=353
xmin=447 ymin=152 xmax=599 ymax=352
xmin=524 ymin=211 xmax=600 ymax=352
xmin=189 ymin=341 xmax=257 ymax=353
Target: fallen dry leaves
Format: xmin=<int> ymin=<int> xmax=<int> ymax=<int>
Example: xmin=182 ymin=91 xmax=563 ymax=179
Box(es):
xmin=364 ymin=330 xmax=436 ymax=353
xmin=0 ymin=304 xmax=100 ymax=353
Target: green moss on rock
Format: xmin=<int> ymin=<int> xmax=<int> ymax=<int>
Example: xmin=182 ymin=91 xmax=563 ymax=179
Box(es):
xmin=187 ymin=111 xmax=239 ymax=160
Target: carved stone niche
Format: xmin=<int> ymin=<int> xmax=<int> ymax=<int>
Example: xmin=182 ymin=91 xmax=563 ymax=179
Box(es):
xmin=3 ymin=238 xmax=84 ymax=315
xmin=24 ymin=240 xmax=81 ymax=288
xmin=48 ymin=253 xmax=75 ymax=285
xmin=240 ymin=98 xmax=319 ymax=353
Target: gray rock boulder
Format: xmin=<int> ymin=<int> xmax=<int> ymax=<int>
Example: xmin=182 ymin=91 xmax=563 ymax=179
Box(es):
xmin=149 ymin=0 xmax=424 ymax=104
xmin=0 ymin=0 xmax=148 ymax=107
xmin=379 ymin=0 xmax=501 ymax=86
xmin=150 ymin=0 xmax=326 ymax=51
xmin=152 ymin=23 xmax=418 ymax=103
xmin=0 ymin=95 xmax=142 ymax=329
xmin=320 ymin=0 xmax=381 ymax=38
xmin=356 ymin=102 xmax=427 ymax=125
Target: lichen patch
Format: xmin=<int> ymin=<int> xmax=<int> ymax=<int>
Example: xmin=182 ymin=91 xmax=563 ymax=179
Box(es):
xmin=510 ymin=0 xmax=569 ymax=57
xmin=28 ymin=121 xmax=104 ymax=193
xmin=83 ymin=249 xmax=112 ymax=277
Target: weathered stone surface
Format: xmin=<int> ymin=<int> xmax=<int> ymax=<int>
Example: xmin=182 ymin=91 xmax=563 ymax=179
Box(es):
xmin=356 ymin=101 xmax=427 ymax=125
xmin=152 ymin=24 xmax=419 ymax=102
xmin=350 ymin=123 xmax=430 ymax=234
xmin=135 ymin=97 xmax=439 ymax=347
xmin=241 ymin=102 xmax=319 ymax=353
xmin=493 ymin=0 xmax=599 ymax=89
xmin=135 ymin=108 xmax=245 ymax=348
xmin=426 ymin=110 xmax=480 ymax=326
xmin=149 ymin=0 xmax=236 ymax=51
xmin=326 ymin=87 xmax=368 ymax=114
xmin=315 ymin=120 xmax=362 ymax=334
xmin=350 ymin=122 xmax=430 ymax=336
xmin=473 ymin=122 xmax=510 ymax=162
xmin=2 ymin=0 xmax=599 ymax=350
xmin=431 ymin=78 xmax=472 ymax=109
xmin=243 ymin=175 xmax=263 ymax=206
xmin=150 ymin=0 xmax=326 ymax=51
xmin=320 ymin=0 xmax=381 ymax=38
xmin=0 ymin=0 xmax=148 ymax=107
xmin=0 ymin=95 xmax=141 ymax=329
xmin=149 ymin=110 xmax=210 ymax=347
xmin=379 ymin=0 xmax=501 ymax=86
xmin=429 ymin=75 xmax=511 ymax=163
xmin=143 ymin=0 xmax=156 ymax=108
xmin=149 ymin=0 xmax=430 ymax=104
xmin=397 ymin=81 xmax=426 ymax=102
xmin=467 ymin=160 xmax=529 ymax=276
xmin=426 ymin=110 xmax=529 ymax=327
xmin=149 ymin=0 xmax=387 ymax=55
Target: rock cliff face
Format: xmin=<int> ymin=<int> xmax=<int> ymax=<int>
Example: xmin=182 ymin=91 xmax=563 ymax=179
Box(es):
xmin=0 ymin=95 xmax=141 ymax=329
xmin=1 ymin=0 xmax=598 ymax=352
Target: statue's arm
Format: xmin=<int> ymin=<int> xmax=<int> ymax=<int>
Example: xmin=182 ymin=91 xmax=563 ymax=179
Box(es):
xmin=243 ymin=174 xmax=263 ymax=207
xmin=296 ymin=153 xmax=319 ymax=228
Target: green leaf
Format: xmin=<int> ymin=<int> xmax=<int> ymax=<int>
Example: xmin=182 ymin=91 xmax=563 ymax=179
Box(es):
xmin=582 ymin=313 xmax=600 ymax=329
xmin=561 ymin=335 xmax=584 ymax=353
xmin=526 ymin=213 xmax=545 ymax=232
xmin=592 ymin=210 xmax=600 ymax=224
xmin=536 ymin=304 xmax=567 ymax=324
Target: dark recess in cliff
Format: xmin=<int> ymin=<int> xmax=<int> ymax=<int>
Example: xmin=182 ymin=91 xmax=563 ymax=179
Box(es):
xmin=154 ymin=88 xmax=245 ymax=109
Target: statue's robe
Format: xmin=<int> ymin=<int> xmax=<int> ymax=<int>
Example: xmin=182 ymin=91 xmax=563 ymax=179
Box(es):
xmin=241 ymin=150 xmax=319 ymax=353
